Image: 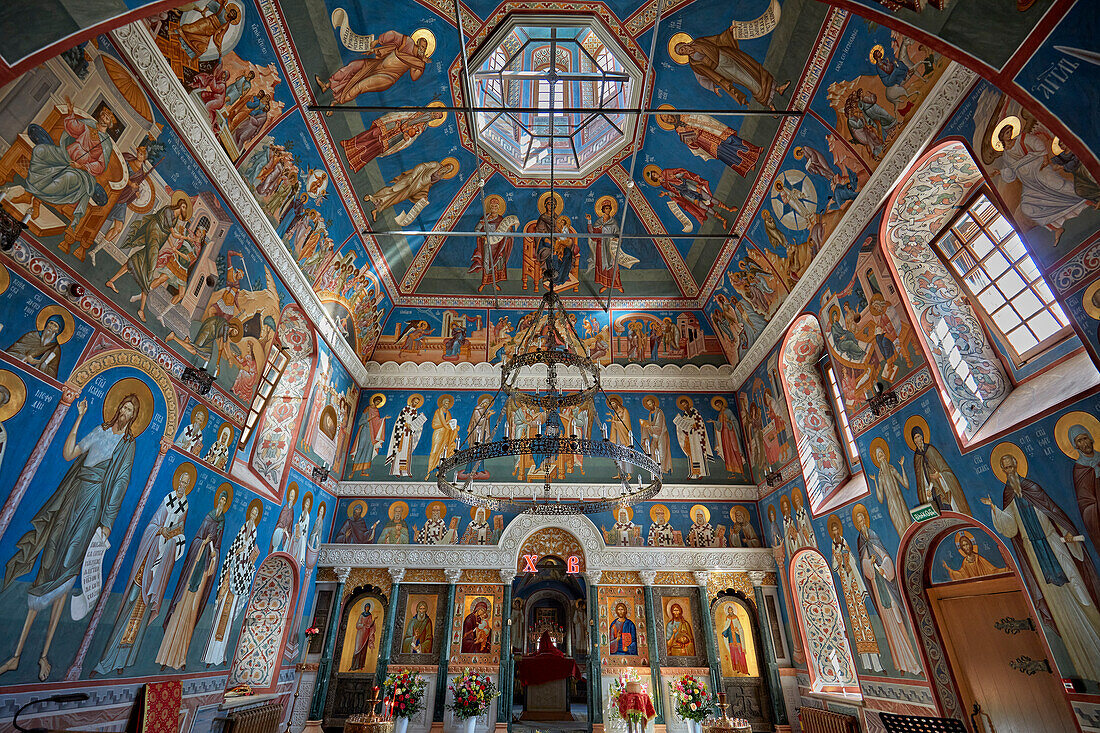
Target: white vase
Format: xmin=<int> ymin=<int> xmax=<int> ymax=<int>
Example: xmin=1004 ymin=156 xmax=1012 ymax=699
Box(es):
xmin=688 ymin=720 xmax=701 ymax=733
xmin=461 ymin=716 xmax=478 ymax=733
xmin=395 ymin=717 xmax=409 ymax=733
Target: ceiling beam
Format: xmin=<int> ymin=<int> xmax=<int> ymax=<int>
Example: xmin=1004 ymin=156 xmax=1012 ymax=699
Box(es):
xmin=308 ymin=104 xmax=804 ymax=116
xmin=111 ymin=21 xmax=370 ymax=385
xmin=725 ymin=62 xmax=978 ymax=390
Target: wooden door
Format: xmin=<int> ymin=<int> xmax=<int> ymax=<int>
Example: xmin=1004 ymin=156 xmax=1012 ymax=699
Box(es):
xmin=929 ymin=576 xmax=1078 ymax=733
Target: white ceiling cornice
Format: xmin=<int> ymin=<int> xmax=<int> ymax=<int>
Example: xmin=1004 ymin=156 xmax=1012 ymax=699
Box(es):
xmin=727 ymin=62 xmax=978 ymax=388
xmin=355 ymin=359 xmax=737 ymax=392
xmin=333 ymin=479 xmax=759 ymax=501
xmin=110 ymin=21 xmax=370 ymax=384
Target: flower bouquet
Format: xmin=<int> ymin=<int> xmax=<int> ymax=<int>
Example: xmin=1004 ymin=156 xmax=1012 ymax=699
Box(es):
xmin=447 ymin=668 xmax=499 ymax=732
xmin=609 ymin=668 xmax=654 ymax=732
xmin=383 ymin=669 xmax=428 ymax=733
xmin=669 ymin=675 xmax=712 ymax=733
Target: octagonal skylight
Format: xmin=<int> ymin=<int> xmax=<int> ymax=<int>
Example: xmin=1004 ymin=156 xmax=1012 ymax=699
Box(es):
xmin=468 ymin=15 xmax=643 ymax=179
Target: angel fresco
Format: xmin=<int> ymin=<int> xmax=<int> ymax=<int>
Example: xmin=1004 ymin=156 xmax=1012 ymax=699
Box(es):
xmin=364 ymin=157 xmax=458 ymax=225
xmin=666 ymin=0 xmax=790 ymax=109
xmin=2 ymin=378 xmax=152 ymax=681
xmin=585 ymin=196 xmax=637 ymax=294
xmin=468 ymin=195 xmax=520 ymax=293
xmin=316 ymin=11 xmax=435 ymax=105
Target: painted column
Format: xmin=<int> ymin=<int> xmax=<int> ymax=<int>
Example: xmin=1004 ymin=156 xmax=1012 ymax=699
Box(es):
xmin=65 ymin=437 xmax=172 ymax=680
xmin=374 ymin=567 xmax=405 ymax=693
xmin=637 ymin=571 xmax=663 ymax=724
xmin=497 ymin=569 xmax=515 ymax=726
xmin=587 ymin=570 xmax=603 ymax=725
xmin=749 ymin=571 xmax=787 ymax=727
xmin=692 ymin=571 xmax=722 ymax=698
xmin=309 ymin=566 xmax=351 ymax=720
xmin=434 ymin=569 xmax=462 ymax=722
xmin=0 ymin=385 xmax=75 ymax=540
xmin=772 ymin=546 xmax=803 ymax=666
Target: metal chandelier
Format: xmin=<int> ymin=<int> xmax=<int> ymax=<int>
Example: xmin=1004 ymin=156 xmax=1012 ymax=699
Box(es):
xmin=436 ymin=266 xmax=662 ymax=515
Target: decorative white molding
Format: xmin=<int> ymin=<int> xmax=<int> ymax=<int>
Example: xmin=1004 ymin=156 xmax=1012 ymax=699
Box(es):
xmin=692 ymin=570 xmax=709 ymax=587
xmin=499 ymin=569 xmax=515 ymax=584
xmin=444 ymin=568 xmax=464 ymax=584
xmin=333 ymin=566 xmax=352 ymax=583
xmin=355 ymin=360 xmax=737 ymax=392
xmin=334 ymin=479 xmax=759 ymax=501
xmin=747 ymin=570 xmax=767 ymax=587
xmin=317 ymin=514 xmax=776 ymax=572
xmin=110 ymin=21 xmax=369 ymax=385
xmin=638 ymin=569 xmax=657 ymax=585
xmin=728 ymin=63 xmax=978 ymax=387
xmin=389 ymin=567 xmax=406 ymax=583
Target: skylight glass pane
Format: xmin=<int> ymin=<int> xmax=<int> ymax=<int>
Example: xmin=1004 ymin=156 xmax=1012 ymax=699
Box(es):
xmin=1009 ymin=326 xmax=1038 ymax=353
xmin=1013 ymin=289 xmax=1043 ymax=319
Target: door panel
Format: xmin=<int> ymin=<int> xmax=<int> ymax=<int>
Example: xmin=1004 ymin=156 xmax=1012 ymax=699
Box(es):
xmin=933 ymin=584 xmax=1076 ymax=733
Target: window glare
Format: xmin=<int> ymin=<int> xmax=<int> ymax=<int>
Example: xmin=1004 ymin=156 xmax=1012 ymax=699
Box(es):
xmin=934 ymin=191 xmax=1068 ymax=365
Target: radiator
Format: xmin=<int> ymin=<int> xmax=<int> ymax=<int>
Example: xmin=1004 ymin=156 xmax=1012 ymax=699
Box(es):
xmin=224 ymin=701 xmax=283 ymax=733
xmin=798 ymin=706 xmax=860 ymax=733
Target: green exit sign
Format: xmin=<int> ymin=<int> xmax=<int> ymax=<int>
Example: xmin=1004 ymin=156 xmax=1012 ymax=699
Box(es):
xmin=910 ymin=502 xmax=940 ymax=523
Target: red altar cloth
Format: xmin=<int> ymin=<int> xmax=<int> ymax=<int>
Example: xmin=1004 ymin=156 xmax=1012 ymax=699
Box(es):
xmin=515 ymin=632 xmax=582 ymax=687
xmin=617 ymin=692 xmax=656 ymax=722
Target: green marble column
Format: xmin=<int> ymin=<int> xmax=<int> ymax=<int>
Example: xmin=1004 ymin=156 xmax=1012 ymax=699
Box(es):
xmin=373 ymin=568 xmax=405 ymax=699
xmin=434 ymin=570 xmax=462 ymax=722
xmin=308 ymin=566 xmax=350 ymax=720
xmin=587 ymin=571 xmax=603 ymax=725
xmin=692 ymin=571 xmax=722 ymax=697
xmin=750 ymin=572 xmax=788 ymax=727
xmin=498 ymin=570 xmax=515 ymax=726
xmin=638 ymin=571 xmax=663 ymax=724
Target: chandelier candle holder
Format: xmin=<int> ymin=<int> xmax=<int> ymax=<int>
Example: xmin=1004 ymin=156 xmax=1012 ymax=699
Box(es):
xmin=437 ymin=266 xmax=662 ymax=515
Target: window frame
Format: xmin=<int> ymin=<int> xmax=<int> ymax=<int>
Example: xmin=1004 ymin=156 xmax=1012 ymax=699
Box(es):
xmin=929 ymin=187 xmax=1072 ymax=369
xmin=238 ymin=343 xmax=289 ymax=449
xmin=816 ymin=355 xmax=861 ymax=476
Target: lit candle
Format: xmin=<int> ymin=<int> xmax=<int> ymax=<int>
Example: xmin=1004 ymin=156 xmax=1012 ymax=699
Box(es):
xmin=601 ymin=422 xmax=609 ymax=440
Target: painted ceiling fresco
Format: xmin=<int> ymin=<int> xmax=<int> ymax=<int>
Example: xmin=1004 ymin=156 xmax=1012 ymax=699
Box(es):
xmin=138 ymin=0 xmax=963 ymax=370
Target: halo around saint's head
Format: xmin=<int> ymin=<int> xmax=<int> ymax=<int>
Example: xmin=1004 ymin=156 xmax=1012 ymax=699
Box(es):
xmin=427 ymin=99 xmax=447 ymax=126
xmin=990 ymin=115 xmax=1022 ymax=152
xmin=650 ymin=503 xmax=669 ymax=523
xmin=990 ymin=441 xmax=1028 ymax=483
xmin=36 ymin=304 xmax=75 ymax=344
xmin=655 ymin=104 xmax=678 ymax=130
xmin=411 ymin=29 xmax=436 ymax=57
xmin=104 ymin=377 xmax=154 ymax=436
xmin=595 ymin=195 xmax=618 ymax=218
xmin=537 ymin=190 xmax=564 ymax=214
xmin=869 ymin=437 xmax=890 ymax=464
xmin=1055 ymin=411 xmax=1100 ymax=460
xmin=668 ymin=32 xmax=692 ymax=64
xmin=0 ymin=369 xmax=27 ymax=422
xmin=689 ymin=504 xmax=710 ymax=522
xmin=483 ymin=194 xmax=506 ymax=215
xmin=903 ymin=414 xmax=931 ymax=450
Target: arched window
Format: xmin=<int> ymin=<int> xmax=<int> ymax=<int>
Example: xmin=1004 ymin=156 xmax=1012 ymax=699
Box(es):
xmin=226 ymin=553 xmax=299 ymax=696
xmin=883 ymin=141 xmax=1085 ymax=438
xmin=790 ymin=549 xmax=862 ymax=697
xmin=780 ymin=315 xmax=852 ymax=510
xmin=882 ymin=142 xmax=1009 ymax=436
